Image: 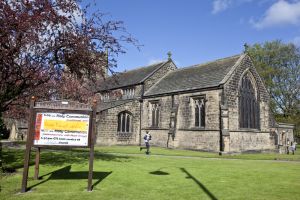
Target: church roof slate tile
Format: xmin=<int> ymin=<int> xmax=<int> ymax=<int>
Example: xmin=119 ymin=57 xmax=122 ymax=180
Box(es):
xmin=98 ymin=99 xmax=134 ymax=111
xmin=144 ymin=54 xmax=244 ymax=96
xmin=98 ymin=61 xmax=169 ymax=91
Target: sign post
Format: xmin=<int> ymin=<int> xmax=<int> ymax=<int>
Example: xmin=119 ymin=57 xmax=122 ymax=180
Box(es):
xmin=88 ymin=100 xmax=97 ymax=191
xmin=21 ymin=97 xmax=97 ymax=193
xmin=34 ymin=147 xmax=40 ymax=180
xmin=21 ymin=97 xmax=35 ymax=193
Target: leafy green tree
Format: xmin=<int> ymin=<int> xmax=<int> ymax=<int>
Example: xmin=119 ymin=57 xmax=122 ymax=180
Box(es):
xmin=246 ymin=40 xmax=300 ymax=136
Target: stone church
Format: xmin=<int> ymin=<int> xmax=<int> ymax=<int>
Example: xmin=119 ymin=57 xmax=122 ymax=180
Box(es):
xmin=96 ymin=53 xmax=294 ymax=153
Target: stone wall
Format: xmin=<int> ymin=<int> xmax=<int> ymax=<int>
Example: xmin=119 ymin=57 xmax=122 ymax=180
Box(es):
xmin=176 ymin=90 xmax=221 ymax=130
xmin=3 ymin=118 xmax=28 ymax=141
xmin=144 ymin=61 xmax=176 ymax=92
xmin=277 ymin=123 xmax=294 ymax=143
xmin=96 ymin=55 xmax=283 ymax=153
xmin=140 ymin=129 xmax=169 ymax=148
xmin=97 ymin=60 xmax=176 ymax=146
xmin=229 ymin=131 xmax=273 ymax=152
xmin=97 ymin=100 xmax=141 ymax=145
xmin=222 ymin=55 xmax=274 ymax=152
xmin=100 ymin=84 xmax=143 ymax=102
xmin=224 ymin=55 xmax=270 ymax=131
xmin=176 ymin=130 xmax=220 ymax=151
xmin=142 ymin=89 xmax=222 ymax=152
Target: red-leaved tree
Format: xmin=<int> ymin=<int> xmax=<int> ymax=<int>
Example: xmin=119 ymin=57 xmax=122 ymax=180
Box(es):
xmin=0 ymin=0 xmax=139 ymax=119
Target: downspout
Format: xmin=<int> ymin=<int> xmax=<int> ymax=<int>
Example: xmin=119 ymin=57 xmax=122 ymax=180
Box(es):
xmin=139 ymin=83 xmax=145 ymax=146
xmin=219 ymin=88 xmax=224 ymax=154
xmin=219 ymin=86 xmax=230 ymax=155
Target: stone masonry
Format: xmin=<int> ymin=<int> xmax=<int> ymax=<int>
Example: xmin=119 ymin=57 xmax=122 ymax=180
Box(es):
xmin=96 ymin=53 xmax=295 ymax=153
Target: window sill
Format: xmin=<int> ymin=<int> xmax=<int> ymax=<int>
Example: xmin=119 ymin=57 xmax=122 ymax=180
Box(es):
xmin=190 ymin=127 xmax=205 ymax=130
xmin=143 ymin=127 xmax=169 ymax=130
xmin=178 ymin=128 xmax=219 ymax=131
xmin=117 ymin=132 xmax=133 ymax=134
xmin=238 ymin=128 xmax=261 ymax=132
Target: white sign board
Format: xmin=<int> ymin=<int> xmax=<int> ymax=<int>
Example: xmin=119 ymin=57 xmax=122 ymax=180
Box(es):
xmin=34 ymin=112 xmax=90 ymax=146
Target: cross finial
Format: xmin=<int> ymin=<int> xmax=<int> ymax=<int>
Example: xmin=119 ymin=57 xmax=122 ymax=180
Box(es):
xmin=167 ymin=51 xmax=172 ymax=60
xmin=244 ymin=43 xmax=249 ymax=53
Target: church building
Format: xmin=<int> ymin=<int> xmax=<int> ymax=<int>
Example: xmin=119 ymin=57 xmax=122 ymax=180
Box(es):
xmin=96 ymin=53 xmax=294 ymax=153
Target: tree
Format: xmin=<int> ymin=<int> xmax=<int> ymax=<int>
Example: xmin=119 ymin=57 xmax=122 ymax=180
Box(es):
xmin=0 ymin=0 xmax=139 ymax=119
xmin=246 ymin=40 xmax=300 ymax=136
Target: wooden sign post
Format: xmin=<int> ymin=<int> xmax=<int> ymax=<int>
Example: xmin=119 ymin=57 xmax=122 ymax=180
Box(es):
xmin=21 ymin=97 xmax=97 ymax=193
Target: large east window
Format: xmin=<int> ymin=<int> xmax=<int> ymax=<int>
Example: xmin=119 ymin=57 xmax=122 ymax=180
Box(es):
xmin=239 ymin=73 xmax=259 ymax=129
xmin=117 ymin=111 xmax=132 ymax=133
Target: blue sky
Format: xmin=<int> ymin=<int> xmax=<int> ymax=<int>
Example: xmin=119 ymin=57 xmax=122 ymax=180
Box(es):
xmin=82 ymin=0 xmax=300 ymax=71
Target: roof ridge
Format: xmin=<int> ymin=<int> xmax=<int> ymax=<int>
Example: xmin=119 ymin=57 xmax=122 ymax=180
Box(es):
xmin=140 ymin=60 xmax=173 ymax=83
xmin=169 ymin=54 xmax=243 ymax=74
xmin=114 ymin=60 xmax=167 ymax=74
xmin=219 ymin=54 xmax=246 ymax=84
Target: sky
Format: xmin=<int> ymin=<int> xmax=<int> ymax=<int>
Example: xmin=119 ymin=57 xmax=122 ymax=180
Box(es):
xmin=81 ymin=0 xmax=300 ymax=71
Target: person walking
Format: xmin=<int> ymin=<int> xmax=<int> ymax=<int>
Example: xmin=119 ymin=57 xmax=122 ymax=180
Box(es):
xmin=140 ymin=131 xmax=152 ymax=154
xmin=291 ymin=142 xmax=296 ymax=155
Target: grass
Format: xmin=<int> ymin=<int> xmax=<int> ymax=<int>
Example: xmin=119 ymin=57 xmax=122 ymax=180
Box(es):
xmin=93 ymin=145 xmax=300 ymax=161
xmin=1 ymin=145 xmax=300 ymax=200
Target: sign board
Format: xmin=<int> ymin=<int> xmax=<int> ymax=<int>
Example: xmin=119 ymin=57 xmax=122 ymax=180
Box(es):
xmin=34 ymin=113 xmax=90 ymax=146
xmin=21 ymin=98 xmax=97 ymax=193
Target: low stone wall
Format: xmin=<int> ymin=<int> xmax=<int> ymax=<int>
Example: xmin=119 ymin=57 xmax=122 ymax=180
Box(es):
xmin=141 ymin=129 xmax=169 ymax=148
xmin=229 ymin=131 xmax=275 ymax=152
xmin=176 ymin=130 xmax=220 ymax=152
xmin=141 ymin=129 xmax=220 ymax=152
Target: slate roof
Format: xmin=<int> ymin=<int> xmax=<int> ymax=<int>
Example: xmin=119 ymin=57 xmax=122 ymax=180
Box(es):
xmin=145 ymin=54 xmax=245 ymax=96
xmin=98 ymin=61 xmax=169 ymax=91
xmin=98 ymin=99 xmax=134 ymax=111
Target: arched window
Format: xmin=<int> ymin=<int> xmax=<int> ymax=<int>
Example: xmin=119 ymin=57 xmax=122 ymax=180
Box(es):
xmin=151 ymin=102 xmax=160 ymax=127
xmin=194 ymin=98 xmax=205 ymax=128
xmin=239 ymin=74 xmax=259 ymax=129
xmin=117 ymin=111 xmax=132 ymax=133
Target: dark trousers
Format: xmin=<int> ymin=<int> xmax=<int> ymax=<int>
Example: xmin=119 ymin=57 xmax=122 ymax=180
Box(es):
xmin=146 ymin=142 xmax=150 ymax=153
xmin=140 ymin=142 xmax=150 ymax=154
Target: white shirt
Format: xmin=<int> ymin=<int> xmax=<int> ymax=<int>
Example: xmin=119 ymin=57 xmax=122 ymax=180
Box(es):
xmin=144 ymin=133 xmax=151 ymax=143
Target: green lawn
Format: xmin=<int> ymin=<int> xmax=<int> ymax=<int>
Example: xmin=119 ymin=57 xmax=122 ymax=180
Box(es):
xmin=1 ymin=145 xmax=300 ymax=200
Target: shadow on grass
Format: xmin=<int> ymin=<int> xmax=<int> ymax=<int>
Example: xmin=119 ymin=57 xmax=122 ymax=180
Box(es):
xmin=149 ymin=170 xmax=169 ymax=175
xmin=1 ymin=148 xmax=132 ymax=171
xmin=28 ymin=165 xmax=112 ymax=191
xmin=180 ymin=168 xmax=218 ymax=200
xmin=149 ymin=168 xmax=169 ymax=175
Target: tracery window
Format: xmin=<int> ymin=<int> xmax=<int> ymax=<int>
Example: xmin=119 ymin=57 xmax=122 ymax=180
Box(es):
xmin=117 ymin=111 xmax=132 ymax=133
xmin=151 ymin=102 xmax=160 ymax=127
xmin=194 ymin=98 xmax=205 ymax=128
xmin=122 ymin=87 xmax=135 ymax=99
xmin=239 ymin=74 xmax=259 ymax=129
xmin=102 ymin=92 xmax=110 ymax=101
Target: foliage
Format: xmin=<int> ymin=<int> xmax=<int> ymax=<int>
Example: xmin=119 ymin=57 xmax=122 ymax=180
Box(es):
xmin=246 ymin=40 xmax=300 ymax=136
xmin=1 ymin=146 xmax=300 ymax=200
xmin=0 ymin=113 xmax=9 ymax=139
xmin=0 ymin=0 xmax=139 ymax=119
xmin=275 ymin=114 xmax=300 ymax=137
xmin=246 ymin=40 xmax=300 ymax=116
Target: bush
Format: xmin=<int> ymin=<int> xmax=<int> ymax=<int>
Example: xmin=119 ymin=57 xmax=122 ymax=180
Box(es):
xmin=0 ymin=116 xmax=10 ymax=140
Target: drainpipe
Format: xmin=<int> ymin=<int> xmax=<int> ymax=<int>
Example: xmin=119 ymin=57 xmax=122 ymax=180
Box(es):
xmin=219 ymin=89 xmax=224 ymax=153
xmin=219 ymin=86 xmax=229 ymax=154
xmin=139 ymin=83 xmax=145 ymax=146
